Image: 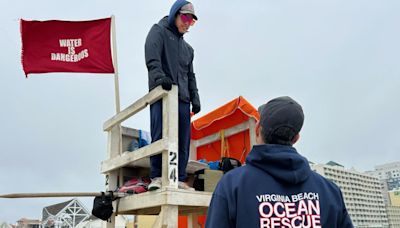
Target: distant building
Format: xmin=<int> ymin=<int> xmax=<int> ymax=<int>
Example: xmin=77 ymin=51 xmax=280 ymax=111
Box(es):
xmin=0 ymin=221 xmax=12 ymax=228
xmin=41 ymin=198 xmax=90 ymax=228
xmin=15 ymin=218 xmax=40 ymax=228
xmin=311 ymin=161 xmax=389 ymax=227
xmin=76 ymin=215 xmax=127 ymax=228
xmin=389 ymin=189 xmax=400 ymax=206
xmin=386 ymin=206 xmax=400 ymax=228
xmin=366 ymin=161 xmax=400 ymax=206
xmin=369 ymin=162 xmax=400 ymax=182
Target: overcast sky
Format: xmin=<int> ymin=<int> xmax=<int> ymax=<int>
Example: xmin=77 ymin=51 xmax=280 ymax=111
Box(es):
xmin=1 ymin=0 xmax=400 ymax=223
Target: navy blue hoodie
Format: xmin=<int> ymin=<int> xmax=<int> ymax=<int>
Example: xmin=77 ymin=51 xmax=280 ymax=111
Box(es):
xmin=206 ymin=144 xmax=353 ymax=228
xmin=145 ymin=0 xmax=200 ymax=103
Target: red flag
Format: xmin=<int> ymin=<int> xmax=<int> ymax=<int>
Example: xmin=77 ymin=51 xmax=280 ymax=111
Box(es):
xmin=21 ymin=18 xmax=115 ymax=77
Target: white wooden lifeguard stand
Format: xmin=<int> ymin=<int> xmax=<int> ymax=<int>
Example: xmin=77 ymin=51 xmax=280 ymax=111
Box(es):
xmin=100 ymin=86 xmax=257 ymax=227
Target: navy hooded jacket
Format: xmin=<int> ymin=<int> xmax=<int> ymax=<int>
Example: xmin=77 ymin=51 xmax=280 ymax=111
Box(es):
xmin=206 ymin=144 xmax=353 ymax=228
xmin=145 ymin=0 xmax=199 ymax=104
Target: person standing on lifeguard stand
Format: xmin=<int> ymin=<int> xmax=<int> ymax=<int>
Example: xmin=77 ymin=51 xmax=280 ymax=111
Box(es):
xmin=145 ymin=0 xmax=201 ymax=191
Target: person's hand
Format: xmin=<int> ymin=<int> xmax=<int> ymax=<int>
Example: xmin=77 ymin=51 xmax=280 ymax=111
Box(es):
xmin=191 ymin=94 xmax=201 ymax=114
xmin=192 ymin=102 xmax=201 ymax=114
xmin=156 ymin=77 xmax=173 ymax=91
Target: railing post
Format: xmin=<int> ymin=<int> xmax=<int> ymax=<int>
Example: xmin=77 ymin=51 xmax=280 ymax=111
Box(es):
xmin=105 ymin=124 xmax=121 ymax=228
xmin=189 ymin=140 xmax=197 ymax=161
xmin=248 ymin=118 xmax=257 ymax=147
xmin=162 ymin=86 xmax=179 ymax=189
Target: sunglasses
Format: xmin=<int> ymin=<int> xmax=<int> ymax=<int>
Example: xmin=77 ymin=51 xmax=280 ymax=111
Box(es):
xmin=180 ymin=14 xmax=196 ymax=26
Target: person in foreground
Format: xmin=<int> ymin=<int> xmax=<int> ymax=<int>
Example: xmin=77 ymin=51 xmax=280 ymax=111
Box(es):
xmin=206 ymin=96 xmax=353 ymax=227
xmin=145 ymin=0 xmax=200 ymax=191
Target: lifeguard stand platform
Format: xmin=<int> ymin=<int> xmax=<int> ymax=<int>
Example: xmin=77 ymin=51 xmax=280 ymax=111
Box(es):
xmin=100 ymin=86 xmax=258 ymax=227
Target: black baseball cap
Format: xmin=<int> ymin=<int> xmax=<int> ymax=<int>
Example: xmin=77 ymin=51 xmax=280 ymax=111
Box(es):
xmin=258 ymin=96 xmax=304 ymax=145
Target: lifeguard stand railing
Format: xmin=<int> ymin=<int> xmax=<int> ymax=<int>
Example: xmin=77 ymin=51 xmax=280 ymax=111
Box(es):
xmin=101 ymin=85 xmax=211 ymax=228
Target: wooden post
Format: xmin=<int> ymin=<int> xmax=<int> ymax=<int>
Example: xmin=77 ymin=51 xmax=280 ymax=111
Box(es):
xmin=189 ymin=140 xmax=197 ymax=161
xmin=187 ymin=213 xmax=199 ymax=228
xmin=108 ymin=16 xmax=122 ymax=225
xmin=105 ymin=125 xmax=121 ymax=228
xmin=248 ymin=118 xmax=257 ymax=147
xmin=162 ymin=86 xmax=179 ymax=189
xmin=159 ymin=205 xmax=179 ymax=227
xmin=111 ymin=15 xmax=121 ymax=114
xmin=159 ymin=86 xmax=179 ymax=226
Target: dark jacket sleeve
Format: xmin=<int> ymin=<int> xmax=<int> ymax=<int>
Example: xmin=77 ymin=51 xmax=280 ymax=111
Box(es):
xmin=205 ymin=194 xmax=234 ymax=228
xmin=339 ymin=208 xmax=354 ymax=228
xmin=338 ymin=190 xmax=354 ymax=228
xmin=188 ymin=48 xmax=200 ymax=103
xmin=145 ymin=24 xmax=165 ymax=89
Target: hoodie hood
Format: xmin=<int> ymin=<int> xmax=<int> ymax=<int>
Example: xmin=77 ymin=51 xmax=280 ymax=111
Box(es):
xmin=157 ymin=16 xmax=182 ymax=38
xmin=167 ymin=0 xmax=190 ymax=33
xmin=246 ymin=144 xmax=311 ymax=184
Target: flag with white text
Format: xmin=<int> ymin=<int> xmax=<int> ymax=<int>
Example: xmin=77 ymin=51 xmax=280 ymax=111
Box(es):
xmin=21 ymin=18 xmax=114 ymax=76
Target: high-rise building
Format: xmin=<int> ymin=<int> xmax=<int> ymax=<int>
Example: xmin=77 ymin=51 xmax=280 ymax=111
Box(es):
xmin=386 ymin=206 xmax=400 ymax=228
xmin=311 ymin=162 xmax=389 ymax=227
xmin=366 ymin=161 xmax=400 ymax=206
xmin=369 ymin=162 xmax=400 ymax=182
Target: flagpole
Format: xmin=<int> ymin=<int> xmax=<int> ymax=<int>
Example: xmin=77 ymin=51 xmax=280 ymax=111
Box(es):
xmin=111 ymin=15 xmax=121 ymax=113
xmin=0 ymin=192 xmax=127 ymax=198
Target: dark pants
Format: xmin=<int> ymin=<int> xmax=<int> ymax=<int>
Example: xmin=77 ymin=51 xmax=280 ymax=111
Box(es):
xmin=150 ymin=100 xmax=191 ymax=182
